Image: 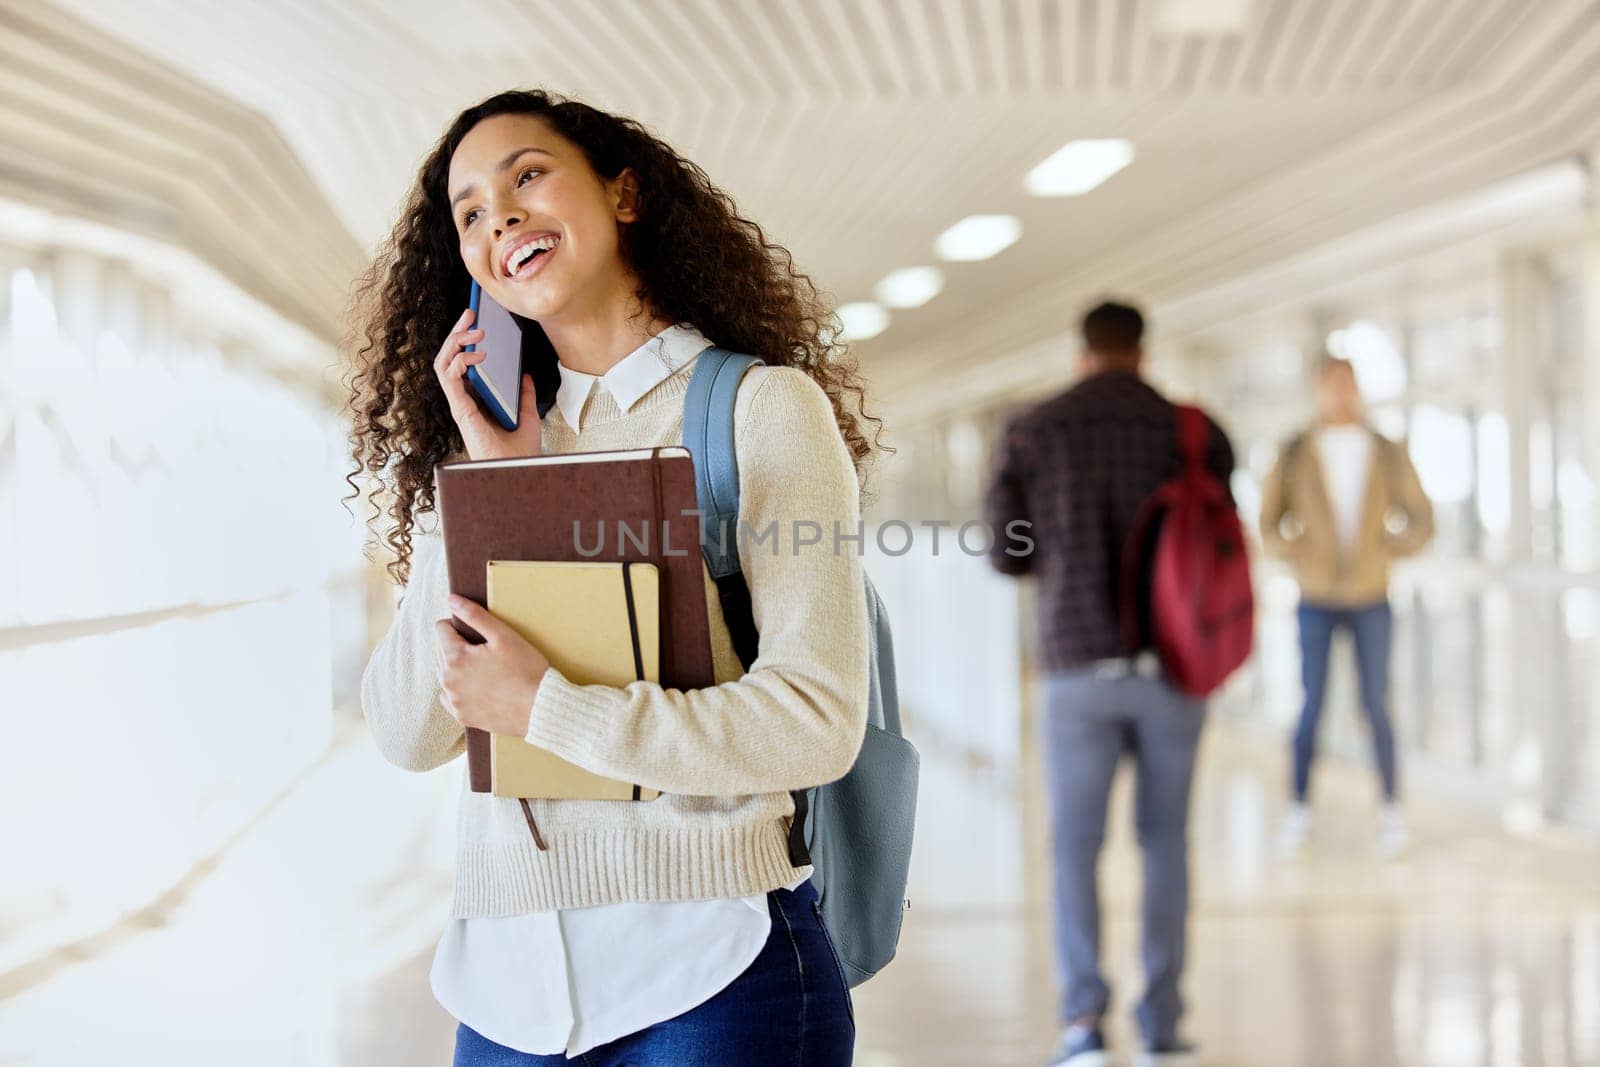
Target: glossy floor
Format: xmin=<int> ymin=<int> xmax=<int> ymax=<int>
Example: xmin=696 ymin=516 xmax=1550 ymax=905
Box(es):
xmin=855 ymin=719 xmax=1600 ymax=1066
xmin=1 ymin=716 xmax=1596 ymax=1066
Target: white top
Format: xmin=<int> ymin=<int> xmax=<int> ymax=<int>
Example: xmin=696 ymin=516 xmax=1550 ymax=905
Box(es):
xmin=1315 ymin=424 xmax=1374 ymax=552
xmin=428 ymin=324 xmax=793 ymax=1057
xmin=552 ymin=323 xmax=707 ymax=431
xmin=430 ymin=891 xmax=786 ymax=1055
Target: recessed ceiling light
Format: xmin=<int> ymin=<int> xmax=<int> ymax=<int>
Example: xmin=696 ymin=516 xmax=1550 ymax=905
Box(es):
xmin=934 ymin=215 xmax=1022 ymax=262
xmin=837 ymin=302 xmax=890 ymax=341
xmin=874 ymin=267 xmax=945 ymax=309
xmin=1025 ymin=139 xmax=1135 ymax=197
xmin=1152 ymin=0 xmax=1253 ymax=35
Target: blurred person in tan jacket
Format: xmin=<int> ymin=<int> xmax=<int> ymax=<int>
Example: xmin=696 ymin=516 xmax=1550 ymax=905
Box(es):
xmin=1258 ymin=356 xmax=1434 ymax=859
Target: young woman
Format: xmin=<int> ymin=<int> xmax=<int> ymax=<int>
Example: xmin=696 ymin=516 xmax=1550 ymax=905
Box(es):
xmin=345 ymin=90 xmax=880 ymax=1066
xmin=1260 ymin=356 xmax=1434 ymax=860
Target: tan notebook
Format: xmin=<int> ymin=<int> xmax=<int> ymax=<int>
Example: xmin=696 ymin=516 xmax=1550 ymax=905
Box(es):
xmin=485 ymin=560 xmax=663 ymax=801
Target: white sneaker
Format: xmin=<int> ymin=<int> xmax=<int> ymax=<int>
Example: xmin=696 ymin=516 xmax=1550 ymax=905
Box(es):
xmin=1377 ymin=805 xmax=1408 ymax=859
xmin=1045 ymin=1023 xmax=1111 ymax=1067
xmin=1274 ymin=803 xmax=1313 ymax=858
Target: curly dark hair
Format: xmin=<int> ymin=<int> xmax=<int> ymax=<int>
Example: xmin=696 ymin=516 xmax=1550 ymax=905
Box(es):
xmin=343 ymin=89 xmax=884 ymax=585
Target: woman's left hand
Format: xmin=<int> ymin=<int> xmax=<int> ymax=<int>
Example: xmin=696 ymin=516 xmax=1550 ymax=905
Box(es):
xmin=434 ymin=595 xmax=551 ymax=737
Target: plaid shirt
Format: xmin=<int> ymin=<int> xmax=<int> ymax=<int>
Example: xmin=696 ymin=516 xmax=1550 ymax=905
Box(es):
xmin=983 ymin=370 xmax=1236 ymax=673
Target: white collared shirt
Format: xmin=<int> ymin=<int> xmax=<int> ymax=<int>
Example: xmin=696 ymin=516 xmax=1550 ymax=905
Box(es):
xmin=553 ymin=323 xmax=708 ymax=432
xmin=430 ymin=323 xmax=802 ymax=1056
xmin=430 ymin=892 xmax=779 ymax=1056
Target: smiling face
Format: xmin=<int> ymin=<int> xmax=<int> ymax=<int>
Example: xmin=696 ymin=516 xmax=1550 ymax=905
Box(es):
xmin=446 ymin=113 xmax=639 ymax=323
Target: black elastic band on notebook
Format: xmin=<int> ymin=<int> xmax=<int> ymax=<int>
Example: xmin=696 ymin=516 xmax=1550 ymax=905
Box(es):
xmin=621 ymin=561 xmax=645 ymax=802
xmin=648 ymin=449 xmax=670 ymax=687
xmin=621 ymin=561 xmax=646 ymax=681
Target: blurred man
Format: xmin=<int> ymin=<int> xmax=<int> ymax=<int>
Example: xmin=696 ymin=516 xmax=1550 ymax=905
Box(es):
xmin=984 ymin=301 xmax=1235 ymax=1067
xmin=1258 ymin=355 xmax=1434 ymax=859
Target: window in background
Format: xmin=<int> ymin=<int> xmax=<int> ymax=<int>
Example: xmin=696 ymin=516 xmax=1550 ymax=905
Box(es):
xmin=1550 ymin=274 xmax=1591 ymax=572
xmin=1562 ymin=585 xmax=1600 ymax=827
xmin=1408 ymin=584 xmax=1482 ymax=768
xmin=1556 ymin=408 xmax=1594 ymax=572
xmin=1475 ymin=412 xmax=1512 ymax=563
xmin=1529 ymin=417 xmax=1558 ymax=562
xmin=0 ymin=243 xmax=356 ymax=962
xmin=1410 ymin=403 xmax=1478 ymax=557
xmin=1202 ymin=245 xmax=1600 ymax=826
xmin=1411 ymin=301 xmax=1496 ymax=391
xmin=6 ymin=264 xmax=351 ymax=625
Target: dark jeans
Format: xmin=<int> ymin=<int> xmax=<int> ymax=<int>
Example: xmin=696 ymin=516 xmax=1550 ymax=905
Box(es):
xmin=1042 ymin=669 xmax=1206 ymax=1047
xmin=451 ymin=880 xmax=854 ymax=1067
xmin=1293 ymin=600 xmax=1398 ymax=803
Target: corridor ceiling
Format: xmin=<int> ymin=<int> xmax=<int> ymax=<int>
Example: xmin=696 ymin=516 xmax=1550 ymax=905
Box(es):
xmin=47 ymin=0 xmax=1600 ymax=386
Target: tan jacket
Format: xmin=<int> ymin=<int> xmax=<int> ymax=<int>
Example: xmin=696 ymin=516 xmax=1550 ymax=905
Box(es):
xmin=1259 ymin=425 xmax=1434 ymax=606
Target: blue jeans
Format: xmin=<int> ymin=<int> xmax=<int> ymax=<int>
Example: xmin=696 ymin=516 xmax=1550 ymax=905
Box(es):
xmin=451 ymin=880 xmax=854 ymax=1066
xmin=1293 ymin=600 xmax=1398 ymax=803
xmin=1042 ymin=670 xmax=1206 ymax=1047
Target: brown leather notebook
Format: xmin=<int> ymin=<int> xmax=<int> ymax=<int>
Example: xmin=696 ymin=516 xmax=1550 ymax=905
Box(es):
xmin=435 ymin=446 xmax=714 ymax=793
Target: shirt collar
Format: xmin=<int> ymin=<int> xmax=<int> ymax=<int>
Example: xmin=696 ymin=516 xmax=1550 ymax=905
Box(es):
xmin=555 ymin=324 xmax=710 ymax=431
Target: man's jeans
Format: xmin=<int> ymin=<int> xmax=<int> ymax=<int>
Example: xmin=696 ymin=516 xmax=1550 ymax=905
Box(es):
xmin=1293 ymin=600 xmax=1398 ymax=803
xmin=1042 ymin=668 xmax=1205 ymax=1046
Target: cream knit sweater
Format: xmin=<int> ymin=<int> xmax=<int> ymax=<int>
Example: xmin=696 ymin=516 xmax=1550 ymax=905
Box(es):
xmin=360 ymin=358 xmax=870 ymax=918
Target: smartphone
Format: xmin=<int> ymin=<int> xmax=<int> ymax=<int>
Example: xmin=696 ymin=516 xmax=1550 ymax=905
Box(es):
xmin=465 ymin=281 xmax=523 ymax=431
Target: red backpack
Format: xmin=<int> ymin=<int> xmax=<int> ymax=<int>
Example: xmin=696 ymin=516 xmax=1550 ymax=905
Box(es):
xmin=1120 ymin=405 xmax=1254 ymax=696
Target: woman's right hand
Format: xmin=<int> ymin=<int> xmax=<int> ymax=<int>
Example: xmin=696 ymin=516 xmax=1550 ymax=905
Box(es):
xmin=433 ymin=307 xmax=543 ymax=461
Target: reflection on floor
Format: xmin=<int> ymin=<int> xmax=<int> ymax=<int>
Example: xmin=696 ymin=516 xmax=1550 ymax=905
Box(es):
xmin=857 ymin=718 xmax=1600 ymax=1066
xmin=1 ymin=716 xmax=1597 ymax=1066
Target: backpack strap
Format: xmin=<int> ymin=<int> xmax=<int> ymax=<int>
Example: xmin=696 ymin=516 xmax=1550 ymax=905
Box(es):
xmin=684 ymin=348 xmax=765 ymax=671
xmin=1176 ymin=405 xmax=1211 ymax=472
xmin=683 ymin=348 xmax=813 ymax=867
xmin=684 ymin=349 xmax=760 ymax=578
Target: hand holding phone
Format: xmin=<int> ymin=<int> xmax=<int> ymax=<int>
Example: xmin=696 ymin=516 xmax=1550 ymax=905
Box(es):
xmin=432 ymin=286 xmax=541 ymax=461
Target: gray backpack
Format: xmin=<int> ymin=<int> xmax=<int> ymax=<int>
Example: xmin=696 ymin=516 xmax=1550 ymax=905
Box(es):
xmin=682 ymin=347 xmax=920 ymax=986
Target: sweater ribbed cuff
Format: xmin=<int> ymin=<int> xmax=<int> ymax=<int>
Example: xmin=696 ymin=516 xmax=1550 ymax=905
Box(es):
xmin=525 ymin=665 xmax=619 ymax=757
